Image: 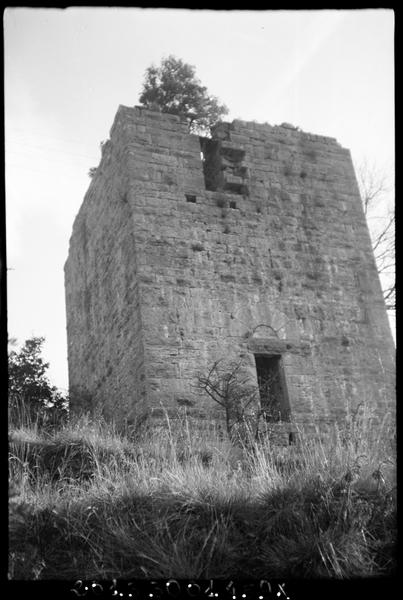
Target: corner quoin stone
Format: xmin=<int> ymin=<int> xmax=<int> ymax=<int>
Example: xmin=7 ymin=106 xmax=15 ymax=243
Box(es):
xmin=64 ymin=105 xmax=395 ymax=431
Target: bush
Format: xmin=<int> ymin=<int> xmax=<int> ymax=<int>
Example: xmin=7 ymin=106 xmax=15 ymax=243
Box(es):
xmin=8 ymin=337 xmax=68 ymax=430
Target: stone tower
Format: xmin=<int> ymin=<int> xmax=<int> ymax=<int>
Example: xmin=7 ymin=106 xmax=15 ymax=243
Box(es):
xmin=64 ymin=105 xmax=395 ymax=430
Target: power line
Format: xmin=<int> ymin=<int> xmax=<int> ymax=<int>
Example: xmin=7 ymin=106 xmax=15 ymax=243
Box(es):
xmin=7 ymin=142 xmax=97 ymax=161
xmin=7 ymin=127 xmax=99 ymax=147
xmin=6 ymin=162 xmax=89 ymax=180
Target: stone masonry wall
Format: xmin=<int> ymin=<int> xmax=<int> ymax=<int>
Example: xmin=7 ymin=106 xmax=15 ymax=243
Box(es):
xmin=65 ymin=105 xmax=395 ymax=429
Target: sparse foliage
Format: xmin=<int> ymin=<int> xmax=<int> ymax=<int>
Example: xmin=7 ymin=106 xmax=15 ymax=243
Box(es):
xmin=357 ymin=160 xmax=395 ymax=311
xmin=197 ymin=359 xmax=259 ymax=441
xmin=139 ymin=55 xmax=229 ymax=135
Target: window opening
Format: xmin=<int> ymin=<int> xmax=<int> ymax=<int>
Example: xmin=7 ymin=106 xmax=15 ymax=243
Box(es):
xmin=185 ymin=194 xmax=197 ymax=203
xmin=230 ymin=201 xmax=237 ymax=209
xmin=254 ymin=354 xmax=291 ymax=421
xmin=199 ymin=138 xmax=223 ymax=192
xmin=199 ymin=137 xmax=248 ymax=195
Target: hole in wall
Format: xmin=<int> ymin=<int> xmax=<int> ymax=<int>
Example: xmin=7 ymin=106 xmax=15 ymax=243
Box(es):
xmin=186 ymin=194 xmax=197 ymax=203
xmin=176 ymin=398 xmax=195 ymax=407
xmin=289 ymin=432 xmax=296 ymax=445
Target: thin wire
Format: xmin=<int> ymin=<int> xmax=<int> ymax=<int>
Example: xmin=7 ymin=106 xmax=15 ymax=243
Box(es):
xmin=7 ymin=142 xmax=97 ymax=160
xmin=7 ymin=127 xmax=99 ymax=147
xmin=6 ymin=163 xmax=89 ymax=179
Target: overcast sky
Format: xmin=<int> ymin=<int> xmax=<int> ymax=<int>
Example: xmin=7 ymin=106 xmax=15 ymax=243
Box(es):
xmin=4 ymin=8 xmax=394 ymax=392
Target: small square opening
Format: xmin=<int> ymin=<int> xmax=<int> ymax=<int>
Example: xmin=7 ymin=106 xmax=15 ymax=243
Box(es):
xmin=186 ymin=194 xmax=197 ymax=203
xmin=255 ymin=354 xmax=291 ymax=421
xmin=229 ymin=201 xmax=237 ymax=209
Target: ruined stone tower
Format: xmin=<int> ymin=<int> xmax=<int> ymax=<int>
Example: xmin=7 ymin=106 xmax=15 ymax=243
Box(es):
xmin=64 ymin=105 xmax=395 ymax=430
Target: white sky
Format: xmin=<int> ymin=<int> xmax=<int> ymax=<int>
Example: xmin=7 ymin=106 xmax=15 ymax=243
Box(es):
xmin=4 ymin=8 xmax=395 ymax=393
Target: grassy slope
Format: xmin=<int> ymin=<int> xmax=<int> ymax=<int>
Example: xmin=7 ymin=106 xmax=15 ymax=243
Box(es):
xmin=9 ymin=411 xmax=396 ymax=580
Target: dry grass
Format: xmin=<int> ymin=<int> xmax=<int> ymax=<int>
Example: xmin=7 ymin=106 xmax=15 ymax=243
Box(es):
xmin=9 ymin=407 xmax=396 ymax=580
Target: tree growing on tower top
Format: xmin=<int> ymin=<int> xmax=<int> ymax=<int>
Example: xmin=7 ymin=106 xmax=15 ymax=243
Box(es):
xmin=138 ymin=55 xmax=229 ymax=135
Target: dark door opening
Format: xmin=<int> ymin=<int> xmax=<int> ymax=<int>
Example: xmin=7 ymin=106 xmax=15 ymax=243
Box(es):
xmin=254 ymin=354 xmax=291 ymax=422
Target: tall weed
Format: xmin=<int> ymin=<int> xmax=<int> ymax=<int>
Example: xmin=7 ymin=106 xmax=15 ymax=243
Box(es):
xmin=9 ymin=407 xmax=396 ymax=579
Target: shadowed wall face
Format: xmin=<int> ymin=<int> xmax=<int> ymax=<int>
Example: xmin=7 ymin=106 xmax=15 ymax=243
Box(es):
xmin=65 ymin=106 xmax=395 ymax=428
